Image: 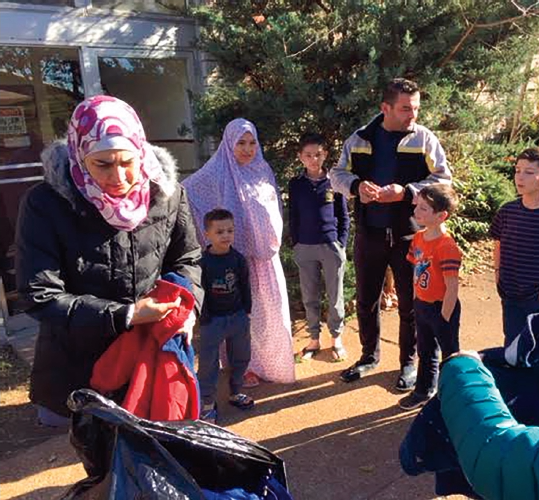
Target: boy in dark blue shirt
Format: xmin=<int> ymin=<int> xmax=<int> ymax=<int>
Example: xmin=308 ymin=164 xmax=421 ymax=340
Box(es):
xmin=491 ymin=148 xmax=539 ymax=346
xmin=289 ymin=133 xmax=350 ymax=361
xmin=198 ymin=209 xmax=253 ymax=424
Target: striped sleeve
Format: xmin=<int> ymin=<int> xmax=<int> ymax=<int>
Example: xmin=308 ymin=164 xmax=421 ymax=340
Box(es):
xmin=404 ymin=129 xmax=452 ymax=197
xmin=439 ymin=239 xmax=462 ymax=277
xmin=490 ymin=207 xmax=504 ymax=240
xmin=329 ymin=135 xmax=358 ymax=198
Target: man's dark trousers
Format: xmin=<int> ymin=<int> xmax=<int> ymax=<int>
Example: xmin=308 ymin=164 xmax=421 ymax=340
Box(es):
xmin=354 ymin=228 xmax=416 ymax=369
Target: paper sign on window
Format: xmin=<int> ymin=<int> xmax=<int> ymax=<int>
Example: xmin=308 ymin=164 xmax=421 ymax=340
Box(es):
xmin=0 ymin=107 xmax=27 ymax=136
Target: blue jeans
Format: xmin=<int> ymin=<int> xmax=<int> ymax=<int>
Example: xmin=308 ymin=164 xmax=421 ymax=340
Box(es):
xmin=502 ymin=295 xmax=539 ymax=347
xmin=414 ymin=299 xmax=460 ymax=396
xmin=198 ymin=310 xmax=251 ymax=404
xmin=37 ymin=405 xmax=70 ymax=428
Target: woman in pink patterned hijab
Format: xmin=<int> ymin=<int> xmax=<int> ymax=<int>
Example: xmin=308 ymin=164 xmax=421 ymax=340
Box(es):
xmin=183 ymin=118 xmax=296 ymax=385
xmin=16 ymin=95 xmax=203 ymax=426
xmin=67 ymin=95 xmax=169 ymax=231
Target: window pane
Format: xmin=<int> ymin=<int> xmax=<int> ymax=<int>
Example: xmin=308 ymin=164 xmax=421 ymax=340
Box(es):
xmin=0 ymin=46 xmax=83 ymax=313
xmin=98 ymin=56 xmax=195 ymax=174
xmin=91 ymin=0 xmax=186 ymax=13
xmin=7 ymin=1 xmax=74 ymax=5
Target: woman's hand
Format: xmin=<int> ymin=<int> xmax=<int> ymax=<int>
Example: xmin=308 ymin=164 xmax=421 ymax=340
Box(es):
xmin=131 ymin=296 xmax=182 ymax=325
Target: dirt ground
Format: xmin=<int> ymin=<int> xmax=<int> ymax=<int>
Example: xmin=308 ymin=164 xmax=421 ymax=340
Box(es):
xmin=0 ymin=270 xmax=502 ymax=500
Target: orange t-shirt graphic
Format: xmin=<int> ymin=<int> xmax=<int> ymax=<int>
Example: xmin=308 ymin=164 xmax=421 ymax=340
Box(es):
xmin=407 ymin=231 xmax=461 ymax=303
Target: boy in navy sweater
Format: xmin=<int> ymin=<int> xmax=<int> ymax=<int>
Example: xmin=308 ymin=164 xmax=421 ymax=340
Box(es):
xmin=491 ymin=148 xmax=539 ymax=346
xmin=198 ymin=209 xmax=254 ymax=424
xmin=289 ymin=133 xmax=350 ymax=361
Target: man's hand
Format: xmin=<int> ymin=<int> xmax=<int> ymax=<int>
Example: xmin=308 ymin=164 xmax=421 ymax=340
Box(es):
xmin=131 ymin=296 xmax=182 ymax=325
xmin=358 ymin=181 xmax=381 ymax=204
xmin=444 ymin=350 xmax=482 ymax=363
xmin=377 ymin=184 xmax=405 ymax=203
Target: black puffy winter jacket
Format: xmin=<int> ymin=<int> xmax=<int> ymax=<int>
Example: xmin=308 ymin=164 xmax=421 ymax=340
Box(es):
xmin=16 ymin=141 xmax=203 ymax=416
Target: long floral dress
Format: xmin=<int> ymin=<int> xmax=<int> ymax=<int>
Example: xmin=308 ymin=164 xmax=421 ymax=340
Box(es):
xmin=182 ymin=118 xmax=295 ymax=383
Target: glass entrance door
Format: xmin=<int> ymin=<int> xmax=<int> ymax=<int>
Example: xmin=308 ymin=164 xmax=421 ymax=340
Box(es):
xmin=0 ymin=46 xmax=84 ymax=314
xmin=96 ymin=52 xmax=197 ymax=175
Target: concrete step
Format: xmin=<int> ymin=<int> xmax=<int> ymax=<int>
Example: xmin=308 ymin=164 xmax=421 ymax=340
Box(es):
xmin=4 ymin=313 xmax=39 ymax=366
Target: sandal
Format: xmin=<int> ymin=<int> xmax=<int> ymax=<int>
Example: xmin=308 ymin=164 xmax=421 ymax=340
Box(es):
xmin=242 ymin=372 xmax=260 ymax=388
xmin=200 ymin=403 xmax=218 ymax=424
xmin=331 ymin=346 xmax=347 ymax=362
xmin=295 ymin=346 xmax=320 ymax=363
xmin=229 ymin=393 xmax=255 ymax=410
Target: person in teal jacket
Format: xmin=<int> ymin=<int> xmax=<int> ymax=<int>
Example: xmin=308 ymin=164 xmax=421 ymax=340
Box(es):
xmin=439 ymin=351 xmax=539 ymax=500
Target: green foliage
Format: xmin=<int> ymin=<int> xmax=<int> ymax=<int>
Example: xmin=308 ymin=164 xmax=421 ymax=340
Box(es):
xmin=445 ymin=142 xmax=516 ymax=253
xmin=191 ymin=1 xmax=539 ymax=176
xmin=279 ymin=243 xmax=301 ymax=308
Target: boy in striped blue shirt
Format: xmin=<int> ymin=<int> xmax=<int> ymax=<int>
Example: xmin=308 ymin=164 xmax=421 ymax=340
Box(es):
xmin=491 ymin=148 xmax=539 ymax=345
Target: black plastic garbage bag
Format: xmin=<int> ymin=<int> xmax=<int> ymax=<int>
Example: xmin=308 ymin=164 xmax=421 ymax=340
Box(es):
xmin=61 ymin=389 xmax=290 ymax=500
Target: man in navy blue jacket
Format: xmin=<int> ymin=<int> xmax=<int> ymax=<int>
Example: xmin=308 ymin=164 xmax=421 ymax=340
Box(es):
xmin=330 ymin=78 xmax=452 ymax=390
xmin=289 ymin=133 xmax=350 ymax=361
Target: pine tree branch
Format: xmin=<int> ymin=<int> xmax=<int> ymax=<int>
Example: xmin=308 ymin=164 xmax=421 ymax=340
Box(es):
xmin=440 ymin=2 xmax=539 ymax=68
xmin=287 ymin=21 xmax=344 ymax=58
xmin=315 ymin=0 xmax=331 ymax=14
xmin=439 ymin=23 xmax=475 ymax=68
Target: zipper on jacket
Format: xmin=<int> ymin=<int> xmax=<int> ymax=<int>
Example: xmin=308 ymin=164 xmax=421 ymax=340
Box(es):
xmin=386 ymin=228 xmax=394 ymax=247
xmin=129 ymin=231 xmax=137 ymax=301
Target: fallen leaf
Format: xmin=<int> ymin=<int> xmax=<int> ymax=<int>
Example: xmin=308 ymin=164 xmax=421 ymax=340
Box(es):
xmin=359 ymin=465 xmax=375 ymax=473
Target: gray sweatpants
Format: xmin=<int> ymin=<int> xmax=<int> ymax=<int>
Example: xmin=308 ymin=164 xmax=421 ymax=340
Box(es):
xmin=293 ymin=242 xmax=346 ymax=340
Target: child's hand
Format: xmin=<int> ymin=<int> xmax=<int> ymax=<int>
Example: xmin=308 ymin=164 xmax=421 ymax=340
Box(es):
xmin=179 ymin=310 xmax=197 ymax=345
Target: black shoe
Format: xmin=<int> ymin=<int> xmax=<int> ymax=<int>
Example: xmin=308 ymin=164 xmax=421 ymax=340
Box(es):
xmin=340 ymin=359 xmax=379 ymax=383
xmin=398 ymin=392 xmax=432 ymax=411
xmin=395 ymin=365 xmax=417 ymax=392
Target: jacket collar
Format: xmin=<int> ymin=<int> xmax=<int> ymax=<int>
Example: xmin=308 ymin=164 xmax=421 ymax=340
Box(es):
xmin=356 ymin=113 xmax=416 ymax=142
xmin=299 ymin=170 xmax=328 ymax=182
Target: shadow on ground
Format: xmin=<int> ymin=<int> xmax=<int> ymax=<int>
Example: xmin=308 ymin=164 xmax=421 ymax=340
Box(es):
xmin=0 ymin=401 xmax=68 ymax=461
xmin=259 ymin=403 xmax=420 ymax=500
xmin=7 ymin=486 xmax=73 ymax=500
xmin=219 ymin=366 xmax=401 ymax=425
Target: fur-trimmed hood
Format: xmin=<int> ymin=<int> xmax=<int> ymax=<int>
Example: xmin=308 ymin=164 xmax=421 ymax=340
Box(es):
xmin=40 ymin=140 xmax=179 ymax=209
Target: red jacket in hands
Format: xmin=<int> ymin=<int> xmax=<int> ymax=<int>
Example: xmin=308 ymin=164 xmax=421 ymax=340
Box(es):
xmin=90 ymin=279 xmax=199 ymax=421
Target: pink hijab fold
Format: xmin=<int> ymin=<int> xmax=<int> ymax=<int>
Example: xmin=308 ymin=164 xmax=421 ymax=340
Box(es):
xmin=67 ymin=95 xmax=168 ymax=231
xmin=182 ymin=118 xmax=282 ymax=259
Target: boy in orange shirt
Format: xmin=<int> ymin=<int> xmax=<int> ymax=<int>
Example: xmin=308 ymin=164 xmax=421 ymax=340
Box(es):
xmin=399 ymin=184 xmax=461 ymax=410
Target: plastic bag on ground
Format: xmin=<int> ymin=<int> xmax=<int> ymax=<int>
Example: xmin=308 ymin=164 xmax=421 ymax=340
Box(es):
xmin=61 ymin=389 xmax=290 ymax=500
